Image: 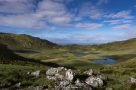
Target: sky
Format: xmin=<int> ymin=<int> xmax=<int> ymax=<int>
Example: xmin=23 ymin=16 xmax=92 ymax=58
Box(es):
xmin=0 ymin=0 xmax=136 ymax=44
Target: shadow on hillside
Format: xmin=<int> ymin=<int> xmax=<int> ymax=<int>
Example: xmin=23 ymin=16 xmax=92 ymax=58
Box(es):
xmin=15 ymin=50 xmax=39 ymax=54
xmin=26 ymin=59 xmax=61 ymax=67
xmin=110 ymin=54 xmax=136 ymax=61
xmin=0 ymin=44 xmax=61 ymax=68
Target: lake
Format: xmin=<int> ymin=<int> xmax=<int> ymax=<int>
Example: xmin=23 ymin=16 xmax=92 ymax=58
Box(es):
xmin=75 ymin=53 xmax=118 ymax=65
xmin=93 ymin=58 xmax=117 ymax=65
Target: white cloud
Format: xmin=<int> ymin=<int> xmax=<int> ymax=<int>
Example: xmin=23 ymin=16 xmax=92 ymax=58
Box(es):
xmin=104 ymin=19 xmax=133 ymax=25
xmin=0 ymin=14 xmax=45 ymax=29
xmin=0 ymin=0 xmax=35 ymax=14
xmin=36 ymin=0 xmax=74 ymax=25
xmin=75 ymin=23 xmax=103 ymax=30
xmin=112 ymin=24 xmax=131 ymax=29
xmin=105 ymin=10 xmax=134 ymax=19
xmin=112 ymin=24 xmax=136 ymax=40
xmin=0 ymin=0 xmax=135 ymax=32
xmin=79 ymin=2 xmax=104 ymax=20
xmin=0 ymin=0 xmax=74 ymax=28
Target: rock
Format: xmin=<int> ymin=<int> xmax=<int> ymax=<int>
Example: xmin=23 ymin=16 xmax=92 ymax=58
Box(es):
xmin=85 ymin=76 xmax=103 ymax=88
xmin=75 ymin=79 xmax=85 ymax=87
xmin=46 ymin=67 xmax=66 ymax=76
xmin=59 ymin=80 xmax=70 ymax=87
xmin=55 ymin=73 xmax=64 ymax=80
xmin=65 ymin=84 xmax=78 ymax=90
xmin=46 ymin=67 xmax=75 ymax=81
xmin=14 ymin=82 xmax=21 ymax=88
xmin=130 ymin=77 xmax=136 ymax=84
xmin=46 ymin=67 xmax=64 ymax=76
xmin=84 ymin=69 xmax=93 ymax=76
xmin=46 ymin=67 xmax=66 ymax=80
xmin=106 ymin=87 xmax=113 ymax=90
xmin=34 ymin=86 xmax=44 ymax=90
xmin=27 ymin=72 xmax=30 ymax=75
xmin=46 ymin=76 xmax=56 ymax=80
xmin=46 ymin=67 xmax=106 ymax=89
xmin=31 ymin=70 xmax=40 ymax=77
xmin=65 ymin=69 xmax=75 ymax=81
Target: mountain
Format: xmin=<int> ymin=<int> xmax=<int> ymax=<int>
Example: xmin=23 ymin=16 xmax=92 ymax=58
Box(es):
xmin=93 ymin=38 xmax=136 ymax=50
xmin=0 ymin=32 xmax=58 ymax=50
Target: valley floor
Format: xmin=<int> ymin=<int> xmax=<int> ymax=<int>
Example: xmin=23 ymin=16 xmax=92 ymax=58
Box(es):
xmin=1 ymin=45 xmax=136 ymax=90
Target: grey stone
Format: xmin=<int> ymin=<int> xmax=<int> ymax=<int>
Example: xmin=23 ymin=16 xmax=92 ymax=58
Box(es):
xmin=106 ymin=87 xmax=113 ymax=90
xmin=65 ymin=69 xmax=75 ymax=81
xmin=130 ymin=77 xmax=136 ymax=84
xmin=31 ymin=70 xmax=40 ymax=77
xmin=59 ymin=80 xmax=70 ymax=87
xmin=75 ymin=79 xmax=85 ymax=87
xmin=46 ymin=67 xmax=67 ymax=80
xmin=84 ymin=69 xmax=93 ymax=76
xmin=14 ymin=82 xmax=21 ymax=88
xmin=85 ymin=76 xmax=103 ymax=88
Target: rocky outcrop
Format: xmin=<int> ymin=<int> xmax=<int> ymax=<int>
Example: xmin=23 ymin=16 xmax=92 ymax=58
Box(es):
xmin=46 ymin=67 xmax=69 ymax=80
xmin=65 ymin=69 xmax=75 ymax=81
xmin=46 ymin=67 xmax=107 ymax=89
xmin=85 ymin=76 xmax=103 ymax=87
xmin=130 ymin=77 xmax=136 ymax=84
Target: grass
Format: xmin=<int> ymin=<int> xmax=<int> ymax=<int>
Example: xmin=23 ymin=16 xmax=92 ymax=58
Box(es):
xmin=0 ymin=33 xmax=136 ymax=89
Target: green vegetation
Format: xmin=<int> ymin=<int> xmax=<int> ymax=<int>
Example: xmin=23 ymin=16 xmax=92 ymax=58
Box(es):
xmin=0 ymin=33 xmax=136 ymax=89
xmin=0 ymin=32 xmax=58 ymax=50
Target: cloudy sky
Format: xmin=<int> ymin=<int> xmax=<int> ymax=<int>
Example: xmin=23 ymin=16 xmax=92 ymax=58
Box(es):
xmin=0 ymin=0 xmax=136 ymax=44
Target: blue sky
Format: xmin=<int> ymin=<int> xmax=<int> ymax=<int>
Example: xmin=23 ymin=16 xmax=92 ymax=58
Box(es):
xmin=0 ymin=0 xmax=136 ymax=44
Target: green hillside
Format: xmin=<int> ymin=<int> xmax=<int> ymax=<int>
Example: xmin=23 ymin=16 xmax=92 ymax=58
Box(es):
xmin=0 ymin=33 xmax=58 ymax=50
xmin=94 ymin=38 xmax=136 ymax=50
xmin=0 ymin=33 xmax=136 ymax=89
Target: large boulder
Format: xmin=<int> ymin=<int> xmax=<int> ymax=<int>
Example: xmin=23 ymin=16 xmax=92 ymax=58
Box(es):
xmin=46 ymin=67 xmax=66 ymax=80
xmin=46 ymin=67 xmax=65 ymax=76
xmin=85 ymin=76 xmax=103 ymax=88
xmin=65 ymin=69 xmax=75 ymax=81
xmin=130 ymin=77 xmax=136 ymax=84
xmin=46 ymin=67 xmax=75 ymax=81
xmin=46 ymin=67 xmax=106 ymax=89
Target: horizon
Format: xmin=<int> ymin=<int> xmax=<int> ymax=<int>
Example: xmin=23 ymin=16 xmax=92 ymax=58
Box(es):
xmin=1 ymin=32 xmax=135 ymax=45
xmin=0 ymin=0 xmax=136 ymax=44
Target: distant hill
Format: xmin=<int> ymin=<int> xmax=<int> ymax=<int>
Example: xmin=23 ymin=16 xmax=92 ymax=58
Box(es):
xmin=92 ymin=38 xmax=136 ymax=50
xmin=0 ymin=33 xmax=58 ymax=50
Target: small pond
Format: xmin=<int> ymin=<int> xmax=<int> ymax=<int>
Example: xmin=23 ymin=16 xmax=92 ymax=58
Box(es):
xmin=93 ymin=58 xmax=117 ymax=65
xmin=75 ymin=53 xmax=118 ymax=65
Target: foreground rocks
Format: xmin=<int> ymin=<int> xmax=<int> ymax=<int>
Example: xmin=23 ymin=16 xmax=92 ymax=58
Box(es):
xmin=27 ymin=70 xmax=41 ymax=78
xmin=130 ymin=77 xmax=136 ymax=84
xmin=46 ymin=67 xmax=107 ymax=89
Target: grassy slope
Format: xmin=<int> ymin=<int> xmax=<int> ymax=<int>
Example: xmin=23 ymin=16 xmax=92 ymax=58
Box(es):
xmin=0 ymin=33 xmax=58 ymax=50
xmin=94 ymin=38 xmax=136 ymax=50
xmin=0 ymin=33 xmax=136 ymax=89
